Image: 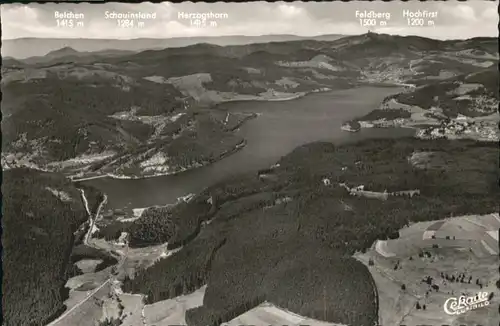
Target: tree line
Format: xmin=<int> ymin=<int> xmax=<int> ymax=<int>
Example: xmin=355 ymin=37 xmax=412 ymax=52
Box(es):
xmin=121 ymin=138 xmax=498 ymax=326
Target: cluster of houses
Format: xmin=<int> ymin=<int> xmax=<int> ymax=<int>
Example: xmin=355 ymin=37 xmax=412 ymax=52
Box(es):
xmin=416 ymin=114 xmax=498 ymax=141
xmin=326 ymin=181 xmax=420 ymax=200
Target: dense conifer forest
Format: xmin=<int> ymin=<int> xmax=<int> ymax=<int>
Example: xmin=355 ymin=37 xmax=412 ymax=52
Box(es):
xmin=2 ymin=31 xmax=498 ymax=326
xmin=121 ymin=138 xmax=499 ymax=326
xmin=2 ymin=169 xmax=89 ymax=326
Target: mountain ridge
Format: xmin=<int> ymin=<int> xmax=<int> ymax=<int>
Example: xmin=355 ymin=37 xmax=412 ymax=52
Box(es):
xmin=2 ymin=33 xmax=498 ymax=179
xmin=2 ymin=33 xmax=348 ymax=59
xmin=2 ymin=31 xmax=499 ymax=326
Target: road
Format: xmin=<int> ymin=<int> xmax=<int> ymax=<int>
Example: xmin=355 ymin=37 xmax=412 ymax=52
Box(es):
xmin=84 ymin=193 xmax=108 ymax=244
xmin=47 ymin=190 xmax=126 ymax=326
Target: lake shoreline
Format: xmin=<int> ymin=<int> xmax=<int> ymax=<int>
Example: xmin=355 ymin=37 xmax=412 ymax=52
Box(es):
xmin=71 ymin=140 xmax=247 ymax=182
xmin=83 ymin=85 xmax=412 ymax=210
xmin=71 ymin=87 xmax=341 ymax=182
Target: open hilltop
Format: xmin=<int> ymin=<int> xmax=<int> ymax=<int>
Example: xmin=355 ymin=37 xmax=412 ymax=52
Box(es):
xmin=356 ymin=213 xmax=499 ymax=326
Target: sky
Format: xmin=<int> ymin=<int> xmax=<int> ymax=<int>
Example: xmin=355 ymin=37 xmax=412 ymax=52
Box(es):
xmin=1 ymin=1 xmax=498 ymax=40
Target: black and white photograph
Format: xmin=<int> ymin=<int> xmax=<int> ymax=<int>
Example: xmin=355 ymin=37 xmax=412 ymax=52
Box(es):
xmin=1 ymin=1 xmax=499 ymax=326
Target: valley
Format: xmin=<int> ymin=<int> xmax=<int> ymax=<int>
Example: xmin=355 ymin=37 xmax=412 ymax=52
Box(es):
xmin=90 ymin=137 xmax=499 ymax=326
xmin=3 ymin=33 xmax=499 ymax=181
xmin=83 ymin=86 xmax=414 ymax=210
xmin=1 ymin=14 xmax=499 ymax=326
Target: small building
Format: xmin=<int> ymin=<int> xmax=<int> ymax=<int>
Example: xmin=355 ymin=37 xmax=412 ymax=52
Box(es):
xmin=117 ymin=232 xmax=129 ymax=246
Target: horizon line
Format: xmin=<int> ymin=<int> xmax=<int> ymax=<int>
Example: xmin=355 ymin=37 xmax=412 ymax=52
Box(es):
xmin=2 ymin=33 xmax=350 ymax=41
xmin=2 ymin=32 xmax=496 ymax=42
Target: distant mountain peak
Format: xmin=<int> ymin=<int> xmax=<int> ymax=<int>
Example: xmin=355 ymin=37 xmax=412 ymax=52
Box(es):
xmin=185 ymin=42 xmax=222 ymax=49
xmin=46 ymin=46 xmax=79 ymax=57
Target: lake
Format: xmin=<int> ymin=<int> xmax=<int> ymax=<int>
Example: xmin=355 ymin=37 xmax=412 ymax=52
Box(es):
xmin=84 ymin=86 xmax=415 ymax=210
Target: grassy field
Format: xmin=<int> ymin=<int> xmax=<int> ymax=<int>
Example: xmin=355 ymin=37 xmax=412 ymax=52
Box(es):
xmin=143 ymin=286 xmax=206 ymax=325
xmin=224 ymin=302 xmax=347 ymax=326
xmin=355 ymin=213 xmax=499 ymax=326
xmin=117 ymin=294 xmax=144 ymax=326
xmin=50 ymin=281 xmax=112 ymax=326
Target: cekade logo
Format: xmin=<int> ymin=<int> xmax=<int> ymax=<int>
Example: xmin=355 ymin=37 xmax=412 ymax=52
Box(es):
xmin=443 ymin=291 xmax=490 ymax=315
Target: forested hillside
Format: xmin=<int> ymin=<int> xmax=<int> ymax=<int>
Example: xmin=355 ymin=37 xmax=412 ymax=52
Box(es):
xmin=121 ymin=138 xmax=499 ymax=326
xmin=2 ymin=169 xmax=88 ymax=326
xmin=388 ymin=67 xmax=498 ymax=117
xmin=2 ymin=33 xmax=497 ymax=179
